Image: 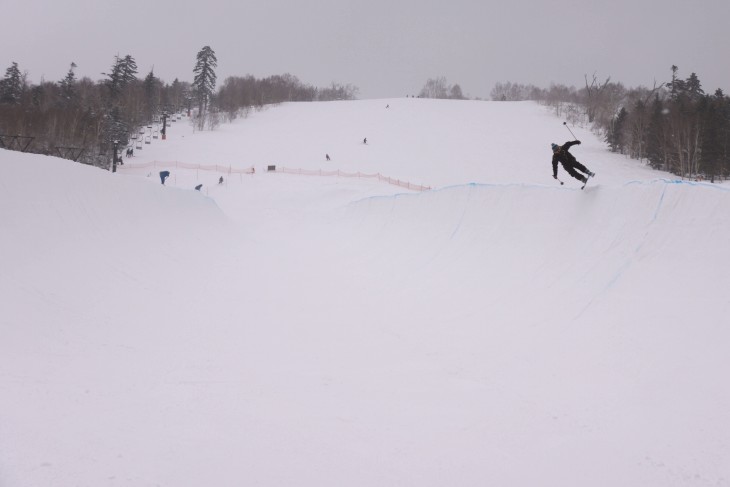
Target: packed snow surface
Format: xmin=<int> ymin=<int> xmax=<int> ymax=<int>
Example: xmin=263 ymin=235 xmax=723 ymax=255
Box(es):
xmin=1 ymin=99 xmax=728 ymax=486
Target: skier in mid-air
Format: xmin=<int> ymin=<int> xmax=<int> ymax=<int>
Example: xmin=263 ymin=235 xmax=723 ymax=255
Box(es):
xmin=551 ymin=140 xmax=595 ymax=185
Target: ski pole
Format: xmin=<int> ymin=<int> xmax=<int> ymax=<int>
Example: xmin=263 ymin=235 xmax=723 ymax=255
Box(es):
xmin=554 ymin=175 xmax=564 ymax=185
xmin=563 ymin=121 xmax=577 ymax=140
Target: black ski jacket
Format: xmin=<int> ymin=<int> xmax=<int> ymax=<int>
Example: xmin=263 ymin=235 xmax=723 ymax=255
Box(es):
xmin=552 ymin=140 xmax=581 ymax=177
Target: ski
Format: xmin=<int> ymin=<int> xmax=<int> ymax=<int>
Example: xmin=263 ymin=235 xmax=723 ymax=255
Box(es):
xmin=581 ymin=174 xmax=593 ymax=190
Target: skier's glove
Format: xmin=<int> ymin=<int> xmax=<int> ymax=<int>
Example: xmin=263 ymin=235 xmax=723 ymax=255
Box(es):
xmin=575 ymin=140 xmax=581 ymax=144
xmin=552 ymin=174 xmax=557 ymax=179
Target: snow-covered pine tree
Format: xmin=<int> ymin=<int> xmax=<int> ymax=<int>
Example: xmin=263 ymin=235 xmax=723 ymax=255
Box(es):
xmin=606 ymin=107 xmax=628 ymax=153
xmin=192 ymin=46 xmax=217 ymax=130
xmin=0 ymin=62 xmax=24 ymax=104
xmin=58 ymin=62 xmax=77 ymax=105
xmin=120 ymin=55 xmax=138 ymax=85
xmin=143 ymin=69 xmax=161 ymax=122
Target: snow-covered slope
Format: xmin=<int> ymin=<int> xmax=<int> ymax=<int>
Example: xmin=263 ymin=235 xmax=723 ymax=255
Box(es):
xmin=1 ymin=99 xmax=728 ymax=487
xmin=127 ymin=98 xmax=661 ymax=188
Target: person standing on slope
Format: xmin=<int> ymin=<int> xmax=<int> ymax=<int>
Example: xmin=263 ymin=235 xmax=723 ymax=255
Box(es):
xmin=551 ymin=140 xmax=595 ymax=184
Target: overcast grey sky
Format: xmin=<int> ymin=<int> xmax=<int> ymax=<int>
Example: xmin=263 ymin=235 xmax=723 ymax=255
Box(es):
xmin=2 ymin=0 xmax=728 ymax=99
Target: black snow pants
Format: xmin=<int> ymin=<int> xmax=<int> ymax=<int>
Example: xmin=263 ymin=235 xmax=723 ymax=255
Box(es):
xmin=561 ymin=161 xmax=590 ymax=181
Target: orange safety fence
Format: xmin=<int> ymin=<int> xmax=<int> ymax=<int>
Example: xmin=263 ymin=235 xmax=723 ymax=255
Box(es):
xmin=277 ymin=166 xmax=431 ymax=192
xmin=118 ymin=161 xmax=430 ymax=191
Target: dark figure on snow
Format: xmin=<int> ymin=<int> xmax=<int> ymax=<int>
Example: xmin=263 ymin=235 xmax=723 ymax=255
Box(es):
xmin=160 ymin=170 xmax=170 ymax=185
xmin=551 ymin=141 xmax=595 ymax=184
xmin=218 ymin=176 xmax=224 ymax=185
xmin=195 ymin=184 xmax=203 ymax=191
xmin=363 ymin=137 xmax=367 ymax=144
xmin=326 ymin=153 xmax=331 ymax=161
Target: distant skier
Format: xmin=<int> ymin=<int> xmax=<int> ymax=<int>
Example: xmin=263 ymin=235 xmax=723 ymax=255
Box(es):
xmin=363 ymin=137 xmax=367 ymax=144
xmin=551 ymin=141 xmax=595 ymax=185
xmin=195 ymin=184 xmax=203 ymax=191
xmin=219 ymin=176 xmax=224 ymax=184
xmin=326 ymin=153 xmax=331 ymax=161
xmin=160 ymin=170 xmax=170 ymax=185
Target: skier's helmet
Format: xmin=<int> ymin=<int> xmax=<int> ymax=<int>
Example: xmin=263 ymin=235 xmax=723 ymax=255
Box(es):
xmin=551 ymin=143 xmax=559 ymax=152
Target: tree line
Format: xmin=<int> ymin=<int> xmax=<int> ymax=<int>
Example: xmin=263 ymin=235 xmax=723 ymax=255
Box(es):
xmin=606 ymin=67 xmax=729 ymax=181
xmin=0 ymin=47 xmax=359 ymax=167
xmin=417 ymin=77 xmax=466 ymax=100
xmin=216 ymin=74 xmax=358 ymax=123
xmin=490 ymin=67 xmax=730 ymax=181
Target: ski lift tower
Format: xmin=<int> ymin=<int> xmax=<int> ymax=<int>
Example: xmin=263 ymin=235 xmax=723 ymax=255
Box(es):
xmin=112 ymin=140 xmax=119 ymax=173
xmin=161 ymin=111 xmax=168 ymax=140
